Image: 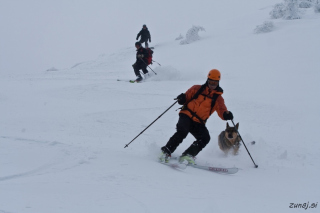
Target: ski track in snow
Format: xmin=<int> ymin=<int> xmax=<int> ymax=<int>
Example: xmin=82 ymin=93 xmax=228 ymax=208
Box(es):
xmin=0 ymin=136 xmax=97 ymax=182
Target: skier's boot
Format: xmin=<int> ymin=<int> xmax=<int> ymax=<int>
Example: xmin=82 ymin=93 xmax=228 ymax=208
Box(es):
xmin=179 ymin=154 xmax=196 ymax=165
xmin=135 ymin=75 xmax=143 ymax=82
xmin=159 ymin=147 xmax=171 ymax=163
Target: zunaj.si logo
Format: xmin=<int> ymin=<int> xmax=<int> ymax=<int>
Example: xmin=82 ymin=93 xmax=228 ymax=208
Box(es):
xmin=289 ymin=202 xmax=318 ymax=210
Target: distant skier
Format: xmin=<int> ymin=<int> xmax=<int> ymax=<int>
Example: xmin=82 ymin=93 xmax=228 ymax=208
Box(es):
xmin=159 ymin=69 xmax=234 ymax=164
xmin=136 ymin=24 xmax=151 ymax=48
xmin=132 ymin=42 xmax=149 ymax=82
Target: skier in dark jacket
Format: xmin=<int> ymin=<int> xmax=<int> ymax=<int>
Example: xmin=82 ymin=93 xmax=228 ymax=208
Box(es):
xmin=136 ymin=24 xmax=151 ymax=48
xmin=132 ymin=42 xmax=149 ymax=82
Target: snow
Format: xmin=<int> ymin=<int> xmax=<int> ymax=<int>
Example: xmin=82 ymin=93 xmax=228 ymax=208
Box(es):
xmin=1 ymin=0 xmax=320 ymax=212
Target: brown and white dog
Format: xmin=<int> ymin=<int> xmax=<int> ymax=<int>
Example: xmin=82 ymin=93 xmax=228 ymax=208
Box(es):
xmin=218 ymin=122 xmax=241 ymax=155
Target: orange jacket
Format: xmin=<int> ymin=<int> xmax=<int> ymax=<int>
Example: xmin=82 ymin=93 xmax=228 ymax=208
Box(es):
xmin=180 ymin=85 xmax=227 ymax=124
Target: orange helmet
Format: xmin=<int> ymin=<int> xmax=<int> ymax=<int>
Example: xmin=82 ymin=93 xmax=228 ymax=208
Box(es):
xmin=207 ymin=69 xmax=221 ymax=81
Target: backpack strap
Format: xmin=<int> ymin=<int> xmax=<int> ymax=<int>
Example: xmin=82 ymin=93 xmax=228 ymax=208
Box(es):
xmin=181 ymin=85 xmax=223 ymax=125
xmin=209 ymin=93 xmax=220 ymax=115
xmin=209 ymin=86 xmax=223 ymax=114
xmin=192 ymin=84 xmax=206 ymax=100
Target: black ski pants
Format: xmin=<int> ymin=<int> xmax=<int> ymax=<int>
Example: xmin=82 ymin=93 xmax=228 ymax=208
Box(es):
xmin=162 ymin=113 xmax=211 ymax=157
xmin=133 ymin=62 xmax=148 ymax=77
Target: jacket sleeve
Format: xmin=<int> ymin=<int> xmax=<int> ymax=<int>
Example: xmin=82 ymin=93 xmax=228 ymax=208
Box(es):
xmin=184 ymin=85 xmax=200 ymax=103
xmin=214 ymin=95 xmax=228 ymax=120
xmin=135 ymin=49 xmax=147 ymax=63
xmin=136 ymin=31 xmax=141 ymax=40
xmin=135 ymin=51 xmax=140 ymax=63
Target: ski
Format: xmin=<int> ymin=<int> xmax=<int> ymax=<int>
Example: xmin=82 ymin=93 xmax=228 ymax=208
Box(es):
xmin=116 ymin=79 xmax=142 ymax=83
xmin=188 ymin=164 xmax=238 ymax=174
xmin=170 ymin=157 xmax=238 ymax=174
xmin=160 ymin=161 xmax=187 ymax=170
xmin=129 ymin=80 xmax=139 ymax=83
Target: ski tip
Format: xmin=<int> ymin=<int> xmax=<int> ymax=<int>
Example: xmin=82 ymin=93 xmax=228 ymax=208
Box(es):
xmin=130 ymin=80 xmax=143 ymax=83
xmin=117 ymin=79 xmax=139 ymax=83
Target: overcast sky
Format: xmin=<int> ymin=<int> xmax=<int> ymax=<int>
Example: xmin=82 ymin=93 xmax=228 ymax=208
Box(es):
xmin=0 ymin=1 xmax=155 ymax=73
xmin=0 ymin=0 xmax=242 ymax=74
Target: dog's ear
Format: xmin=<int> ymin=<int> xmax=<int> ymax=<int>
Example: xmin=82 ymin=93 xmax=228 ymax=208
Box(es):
xmin=226 ymin=122 xmax=230 ymax=128
xmin=235 ymin=123 xmax=239 ymax=130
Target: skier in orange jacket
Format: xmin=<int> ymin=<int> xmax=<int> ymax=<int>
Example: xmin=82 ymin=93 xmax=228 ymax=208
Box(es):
xmin=159 ymin=69 xmax=234 ymax=164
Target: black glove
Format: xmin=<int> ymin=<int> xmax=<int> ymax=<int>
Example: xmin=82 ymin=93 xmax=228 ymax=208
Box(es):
xmin=223 ymin=111 xmax=233 ymax=120
xmin=175 ymin=93 xmax=186 ymax=105
xmin=149 ymin=40 xmax=151 ymax=42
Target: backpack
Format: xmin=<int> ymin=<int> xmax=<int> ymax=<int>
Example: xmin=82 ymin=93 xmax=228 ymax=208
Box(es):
xmin=181 ymin=84 xmax=223 ymax=125
xmin=145 ymin=48 xmax=153 ymax=65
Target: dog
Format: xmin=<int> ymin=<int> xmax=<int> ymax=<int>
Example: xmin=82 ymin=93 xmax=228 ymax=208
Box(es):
xmin=218 ymin=122 xmax=241 ymax=155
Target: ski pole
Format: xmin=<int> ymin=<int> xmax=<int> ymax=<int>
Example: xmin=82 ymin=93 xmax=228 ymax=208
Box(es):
xmin=152 ymin=60 xmax=161 ymax=66
xmin=124 ymin=101 xmax=178 ymax=148
xmin=140 ymin=58 xmax=157 ymax=75
xmin=231 ymin=120 xmax=258 ymax=168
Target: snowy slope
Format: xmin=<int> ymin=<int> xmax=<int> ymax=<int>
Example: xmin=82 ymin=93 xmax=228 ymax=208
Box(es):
xmin=1 ymin=1 xmax=320 ymax=213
